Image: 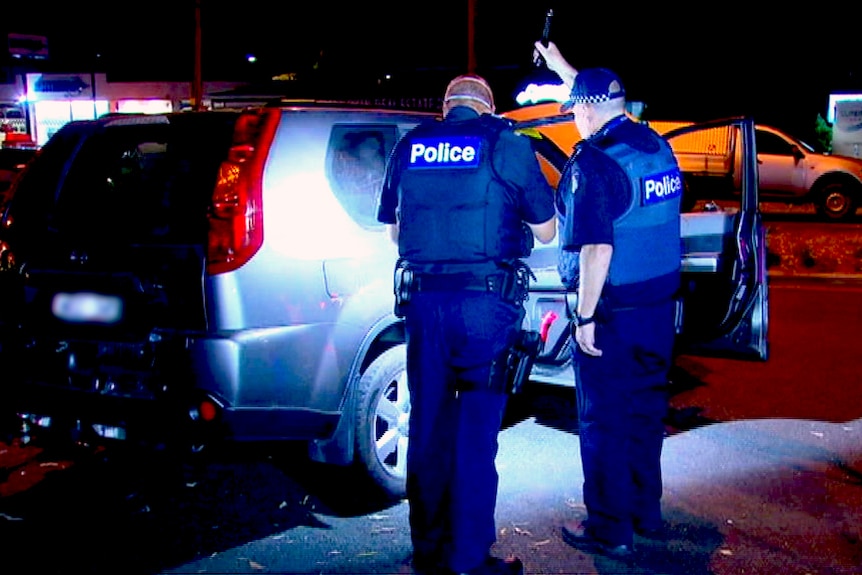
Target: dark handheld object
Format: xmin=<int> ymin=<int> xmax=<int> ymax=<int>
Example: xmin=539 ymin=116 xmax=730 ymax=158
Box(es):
xmin=535 ymin=9 xmax=554 ymax=67
xmin=505 ymin=330 xmax=543 ymax=394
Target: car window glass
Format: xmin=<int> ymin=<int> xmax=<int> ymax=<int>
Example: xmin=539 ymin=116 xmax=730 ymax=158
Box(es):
xmin=4 ymin=127 xmax=83 ymax=233
xmin=55 ymin=126 xmax=172 ymax=242
xmin=756 ymin=130 xmax=793 ymax=155
xmin=326 ymin=125 xmax=398 ymax=230
xmin=5 ymin=116 xmax=236 ymax=252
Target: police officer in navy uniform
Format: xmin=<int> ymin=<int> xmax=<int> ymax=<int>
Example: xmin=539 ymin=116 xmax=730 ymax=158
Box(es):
xmin=377 ymin=74 xmax=556 ymax=575
xmin=532 ymin=41 xmax=683 ymax=561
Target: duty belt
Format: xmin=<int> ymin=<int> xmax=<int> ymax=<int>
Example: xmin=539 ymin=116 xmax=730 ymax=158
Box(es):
xmin=413 ymin=272 xmax=506 ymax=293
xmin=411 ymin=263 xmax=535 ymax=305
xmin=393 ymin=260 xmax=535 ymax=315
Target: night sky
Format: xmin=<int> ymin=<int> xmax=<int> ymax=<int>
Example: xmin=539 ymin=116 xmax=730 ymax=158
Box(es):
xmin=4 ymin=1 xmax=862 ymax=140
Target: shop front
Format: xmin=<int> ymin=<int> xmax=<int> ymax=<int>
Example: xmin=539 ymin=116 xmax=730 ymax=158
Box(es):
xmin=19 ymin=73 xmax=244 ymax=146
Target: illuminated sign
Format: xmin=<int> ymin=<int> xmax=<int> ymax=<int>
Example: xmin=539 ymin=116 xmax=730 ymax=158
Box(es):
xmin=515 ymin=82 xmax=569 ymax=106
xmin=833 ymin=99 xmax=862 ymax=158
xmin=28 ymin=74 xmax=92 ymax=99
xmin=35 ymin=77 xmax=88 ymax=94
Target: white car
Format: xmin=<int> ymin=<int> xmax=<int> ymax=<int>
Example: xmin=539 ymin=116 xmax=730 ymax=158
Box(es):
xmin=755 ymin=124 xmax=862 ymax=220
xmin=651 ymin=120 xmax=862 ymax=220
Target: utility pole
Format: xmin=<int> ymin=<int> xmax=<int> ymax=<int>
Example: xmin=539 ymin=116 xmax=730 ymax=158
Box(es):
xmin=467 ymin=0 xmax=477 ymax=73
xmin=192 ymin=0 xmax=203 ymax=110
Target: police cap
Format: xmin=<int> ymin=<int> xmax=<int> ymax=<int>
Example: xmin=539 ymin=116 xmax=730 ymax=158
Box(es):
xmin=560 ymin=68 xmax=625 ymax=113
xmin=444 ymin=74 xmax=495 ymax=112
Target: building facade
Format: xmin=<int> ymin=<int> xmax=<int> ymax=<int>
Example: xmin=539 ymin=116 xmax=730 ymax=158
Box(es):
xmin=0 ymin=72 xmax=244 ymax=147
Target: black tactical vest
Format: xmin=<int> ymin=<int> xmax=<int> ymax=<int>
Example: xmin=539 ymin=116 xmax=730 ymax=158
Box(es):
xmin=396 ymin=115 xmax=524 ymax=266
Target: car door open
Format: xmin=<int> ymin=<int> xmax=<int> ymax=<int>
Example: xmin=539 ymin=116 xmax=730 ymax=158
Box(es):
xmin=500 ymin=107 xmax=769 ymax=388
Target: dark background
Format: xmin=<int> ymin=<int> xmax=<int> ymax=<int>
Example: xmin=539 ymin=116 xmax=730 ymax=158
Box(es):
xmin=3 ymin=1 xmax=862 ymax=141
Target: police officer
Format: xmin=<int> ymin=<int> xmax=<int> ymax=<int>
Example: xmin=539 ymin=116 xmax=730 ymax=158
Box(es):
xmin=532 ymin=41 xmax=683 ymax=560
xmin=377 ymin=74 xmax=556 ymax=575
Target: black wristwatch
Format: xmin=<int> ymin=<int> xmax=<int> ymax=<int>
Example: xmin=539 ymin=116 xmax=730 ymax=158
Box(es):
xmin=574 ymin=312 xmax=595 ymax=327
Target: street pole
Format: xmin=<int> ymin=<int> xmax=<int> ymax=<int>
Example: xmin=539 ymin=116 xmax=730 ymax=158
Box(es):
xmin=20 ymin=69 xmax=32 ymax=143
xmin=467 ymin=0 xmax=477 ymax=73
xmin=193 ymin=0 xmax=203 ymax=110
xmin=91 ymin=68 xmax=97 ymax=119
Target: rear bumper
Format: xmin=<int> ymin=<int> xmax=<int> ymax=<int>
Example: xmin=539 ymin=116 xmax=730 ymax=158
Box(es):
xmin=8 ymin=381 xmax=225 ymax=446
xmin=7 ymin=381 xmax=341 ymax=446
xmin=0 ymin=323 xmax=347 ymax=447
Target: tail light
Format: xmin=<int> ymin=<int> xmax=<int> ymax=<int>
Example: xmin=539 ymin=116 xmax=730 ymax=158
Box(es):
xmin=190 ymin=397 xmax=221 ymax=422
xmin=206 ymin=108 xmax=280 ymax=275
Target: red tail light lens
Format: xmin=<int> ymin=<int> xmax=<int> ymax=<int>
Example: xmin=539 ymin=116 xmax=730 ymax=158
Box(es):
xmin=207 ymin=109 xmax=280 ymax=275
xmin=198 ymin=399 xmax=219 ymax=422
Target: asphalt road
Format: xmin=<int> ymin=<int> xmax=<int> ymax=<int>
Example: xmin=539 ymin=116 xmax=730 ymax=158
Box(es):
xmin=1 ymin=276 xmax=860 ymax=575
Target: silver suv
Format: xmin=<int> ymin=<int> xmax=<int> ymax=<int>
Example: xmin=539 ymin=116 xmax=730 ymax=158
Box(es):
xmin=0 ymin=106 xmax=432 ymax=497
xmin=0 ymin=104 xmax=769 ymax=501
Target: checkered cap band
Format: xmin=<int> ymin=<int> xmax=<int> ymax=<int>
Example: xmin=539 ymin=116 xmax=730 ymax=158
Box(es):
xmin=560 ymin=68 xmax=625 ymax=112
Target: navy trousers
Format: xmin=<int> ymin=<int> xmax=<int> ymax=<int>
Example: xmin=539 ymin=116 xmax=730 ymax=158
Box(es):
xmin=573 ymin=299 xmax=676 ymax=546
xmin=404 ymin=289 xmax=522 ymax=573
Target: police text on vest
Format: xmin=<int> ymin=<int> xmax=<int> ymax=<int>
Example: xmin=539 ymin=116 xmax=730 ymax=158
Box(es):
xmin=408 ymin=136 xmax=481 ymax=169
xmin=642 ymin=168 xmax=683 ymax=205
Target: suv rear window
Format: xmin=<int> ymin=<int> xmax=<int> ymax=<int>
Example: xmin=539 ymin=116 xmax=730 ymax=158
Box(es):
xmin=6 ymin=114 xmax=238 ymax=247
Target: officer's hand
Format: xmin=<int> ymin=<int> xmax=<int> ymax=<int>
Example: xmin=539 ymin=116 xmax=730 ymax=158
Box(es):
xmin=533 ymin=41 xmax=577 ymax=87
xmin=533 ymin=41 xmax=563 ymax=70
xmin=575 ymin=323 xmax=602 ymax=357
xmin=532 ymin=41 xmax=552 ymax=66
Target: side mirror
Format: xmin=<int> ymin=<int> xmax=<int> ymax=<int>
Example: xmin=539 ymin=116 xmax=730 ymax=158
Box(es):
xmin=791 ymin=145 xmax=804 ymax=161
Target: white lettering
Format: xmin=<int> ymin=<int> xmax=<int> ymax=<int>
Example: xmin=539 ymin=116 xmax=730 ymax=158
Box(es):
xmin=409 ymin=139 xmax=478 ymax=165
xmin=410 ymin=143 xmax=426 ymax=163
xmin=437 ymin=142 xmax=449 ymax=162
xmin=645 ymin=173 xmax=682 ymax=199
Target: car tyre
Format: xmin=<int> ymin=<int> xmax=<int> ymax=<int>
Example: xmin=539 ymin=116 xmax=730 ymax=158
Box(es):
xmin=814 ymin=180 xmax=859 ymax=221
xmin=354 ymin=344 xmax=409 ymax=500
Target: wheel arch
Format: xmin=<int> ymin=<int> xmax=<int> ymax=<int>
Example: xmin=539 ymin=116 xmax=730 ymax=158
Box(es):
xmin=810 ymin=171 xmax=862 ymax=193
xmin=307 ymin=315 xmax=405 ymax=466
